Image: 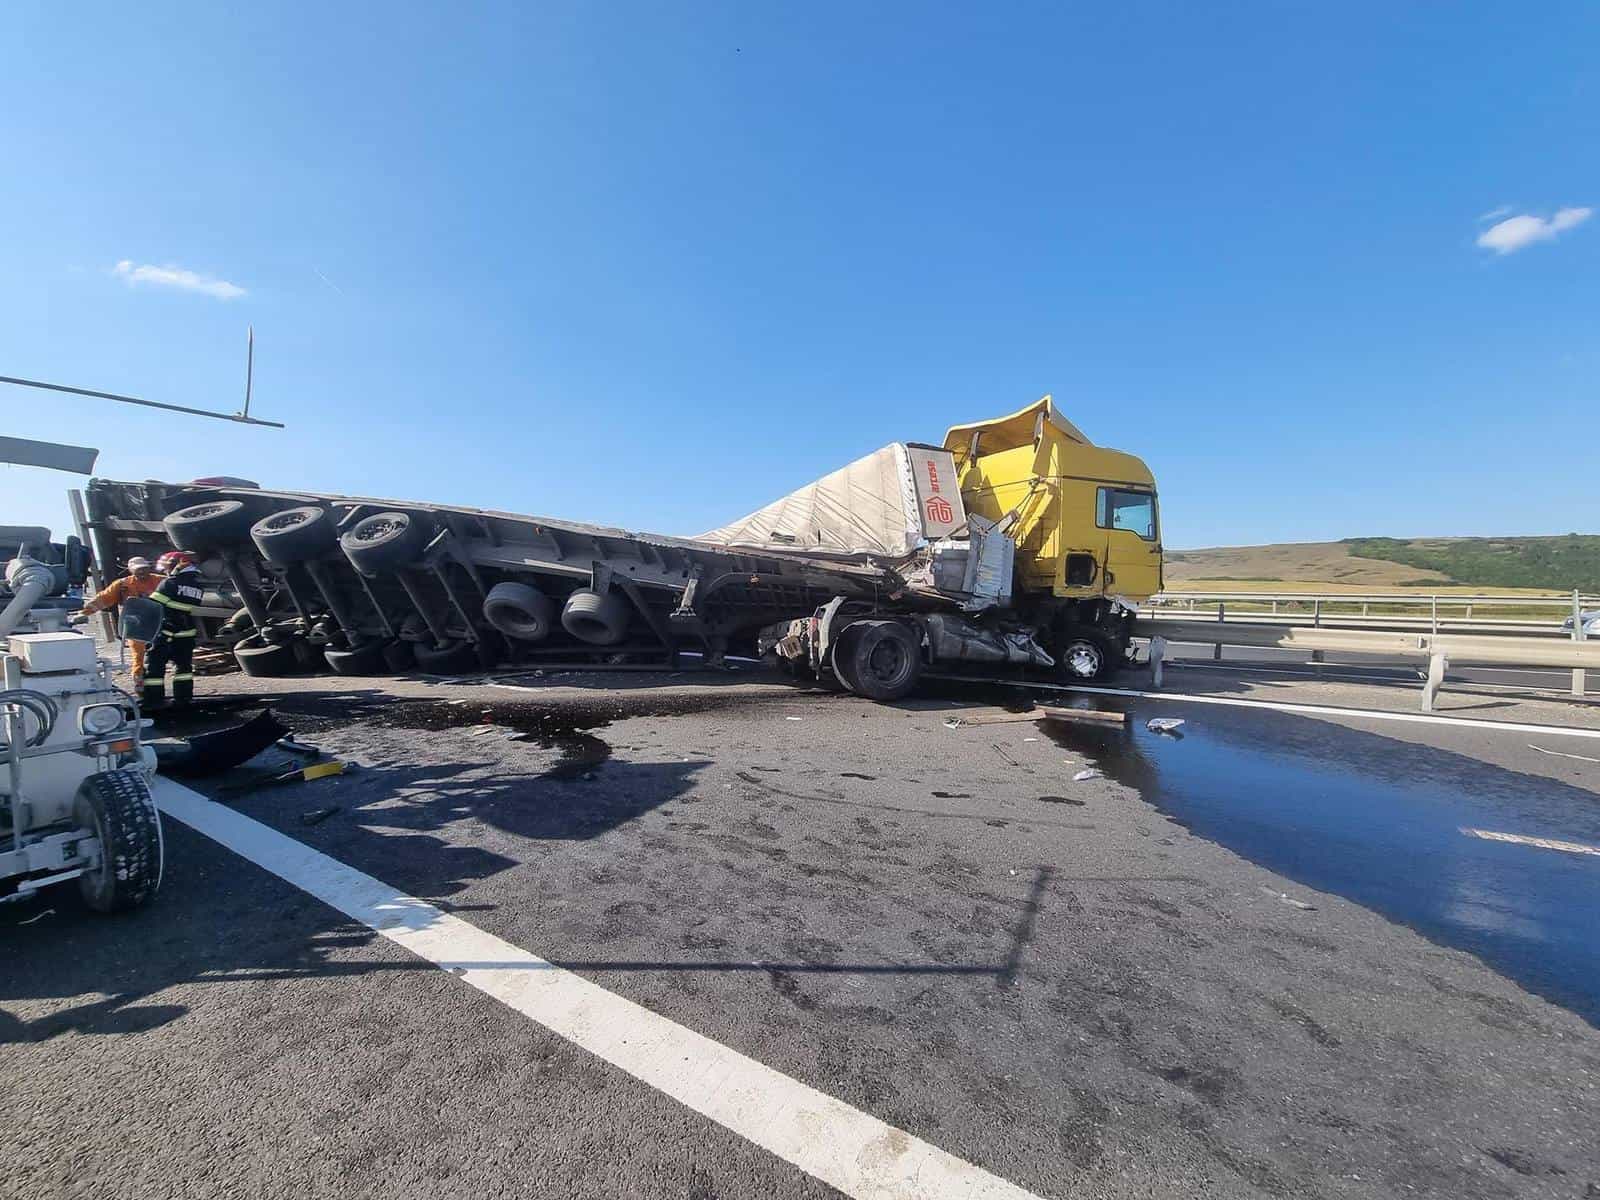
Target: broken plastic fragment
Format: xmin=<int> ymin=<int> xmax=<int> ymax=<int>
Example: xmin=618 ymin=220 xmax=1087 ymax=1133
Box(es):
xmin=1147 ymin=718 xmax=1185 ymax=734
xmin=1072 ymin=768 xmax=1102 ymax=782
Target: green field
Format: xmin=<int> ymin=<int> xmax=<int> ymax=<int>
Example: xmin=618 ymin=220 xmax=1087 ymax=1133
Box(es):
xmin=1344 ymin=535 xmax=1600 ymax=592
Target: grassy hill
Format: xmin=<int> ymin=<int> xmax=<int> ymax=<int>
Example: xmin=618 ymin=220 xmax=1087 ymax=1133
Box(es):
xmin=1165 ymin=536 xmax=1600 ymax=593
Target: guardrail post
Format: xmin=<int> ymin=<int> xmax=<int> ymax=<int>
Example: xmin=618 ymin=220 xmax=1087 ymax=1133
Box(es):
xmin=1213 ymin=602 xmax=1224 ymax=661
xmin=1310 ymin=598 xmax=1324 ymax=664
xmin=1422 ymin=651 xmax=1447 ymax=712
xmin=1431 ymin=595 xmax=1438 ymax=635
xmin=1574 ymin=589 xmax=1587 ymax=698
xmin=1149 ymin=635 xmax=1166 ymax=688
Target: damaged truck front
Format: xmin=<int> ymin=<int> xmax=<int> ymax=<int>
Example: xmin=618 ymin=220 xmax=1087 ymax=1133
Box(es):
xmin=77 ymin=394 xmax=1160 ymax=701
xmin=742 ymin=395 xmax=1163 ymax=697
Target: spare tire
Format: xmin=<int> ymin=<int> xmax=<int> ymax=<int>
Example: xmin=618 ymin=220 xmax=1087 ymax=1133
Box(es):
xmin=413 ymin=638 xmax=480 ymax=675
xmin=164 ymin=500 xmax=257 ymax=553
xmin=561 ymin=589 xmax=630 ymax=645
xmin=234 ymin=634 xmax=297 ymax=677
xmin=324 ymin=642 xmax=387 ymax=676
xmin=251 ymin=506 xmax=336 ymax=564
xmin=483 ymin=581 xmax=554 ymax=642
xmin=340 ymin=511 xmax=430 ymax=574
xmin=839 ymin=620 xmax=922 ymax=702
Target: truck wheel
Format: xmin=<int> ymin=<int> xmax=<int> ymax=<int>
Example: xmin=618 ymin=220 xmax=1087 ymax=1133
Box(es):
xmin=289 ymin=639 xmax=326 ymax=672
xmin=74 ymin=768 xmax=163 ymax=913
xmin=251 ymin=506 xmax=336 ymax=564
xmin=381 ymin=639 xmax=417 ymax=672
xmin=561 ymin=589 xmax=630 ymax=645
xmin=1058 ymin=633 xmax=1116 ymax=681
xmin=235 ymin=634 xmax=297 ymax=677
xmin=340 ymin=511 xmax=430 ymax=574
xmin=413 ymin=638 xmax=480 ymax=675
xmin=164 ymin=500 xmax=256 ymax=552
xmin=840 ymin=620 xmax=922 ymax=702
xmin=483 ymin=582 xmax=554 ymax=642
xmin=324 ymin=642 xmax=387 ymax=675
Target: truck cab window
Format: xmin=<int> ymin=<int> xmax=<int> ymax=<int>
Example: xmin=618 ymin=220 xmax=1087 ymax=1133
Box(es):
xmin=1096 ymin=488 xmax=1156 ymax=540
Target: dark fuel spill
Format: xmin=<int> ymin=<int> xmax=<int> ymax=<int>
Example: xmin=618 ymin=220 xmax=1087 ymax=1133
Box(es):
xmin=1034 ymin=697 xmax=1600 ymax=1026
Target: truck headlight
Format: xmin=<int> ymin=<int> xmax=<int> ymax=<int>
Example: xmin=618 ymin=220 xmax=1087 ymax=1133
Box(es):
xmin=79 ymin=703 xmax=126 ymax=735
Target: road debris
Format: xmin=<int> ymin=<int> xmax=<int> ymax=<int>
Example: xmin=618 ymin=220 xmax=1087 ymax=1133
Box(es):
xmin=1072 ymin=768 xmax=1102 ymax=782
xmin=17 ymin=907 xmax=54 ymax=926
xmin=154 ymin=710 xmax=290 ymax=778
xmin=1146 ymin=718 xmax=1185 ymax=735
xmin=1039 ymin=706 xmax=1127 ymax=728
xmin=954 ymin=708 xmax=1047 ymax=726
xmin=300 ymin=806 xmax=341 ymax=826
xmin=1259 ymin=886 xmax=1316 ymax=911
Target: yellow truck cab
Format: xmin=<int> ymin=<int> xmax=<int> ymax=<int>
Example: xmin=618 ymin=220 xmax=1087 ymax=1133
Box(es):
xmin=945 ymin=395 xmax=1162 ymax=678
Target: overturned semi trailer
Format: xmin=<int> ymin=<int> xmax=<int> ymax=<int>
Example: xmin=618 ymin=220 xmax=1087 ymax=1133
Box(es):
xmin=77 ymin=443 xmax=1010 ymax=691
xmin=79 ymin=398 xmax=1161 ymax=700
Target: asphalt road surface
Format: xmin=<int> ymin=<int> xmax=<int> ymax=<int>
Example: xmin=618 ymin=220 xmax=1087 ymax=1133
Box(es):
xmin=4 ymin=664 xmax=1599 ymax=1198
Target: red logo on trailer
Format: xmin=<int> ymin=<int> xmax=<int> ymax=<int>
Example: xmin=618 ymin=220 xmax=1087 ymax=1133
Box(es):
xmin=925 ymin=495 xmax=954 ymax=525
xmin=924 ymin=461 xmax=942 ymax=493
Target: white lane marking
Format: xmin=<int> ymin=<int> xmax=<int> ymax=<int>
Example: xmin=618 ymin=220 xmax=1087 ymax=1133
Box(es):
xmin=153 ymin=780 xmax=1039 ymax=1200
xmin=928 ymin=675 xmax=1600 ymax=740
xmin=1461 ymin=828 xmax=1600 ymax=857
xmin=1528 ymin=744 xmax=1600 ymax=764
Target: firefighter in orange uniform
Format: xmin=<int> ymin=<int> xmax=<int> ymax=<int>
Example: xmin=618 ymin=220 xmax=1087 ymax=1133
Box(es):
xmin=75 ymin=555 xmax=163 ymax=686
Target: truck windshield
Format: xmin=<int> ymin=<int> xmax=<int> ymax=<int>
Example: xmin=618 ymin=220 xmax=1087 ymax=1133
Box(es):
xmin=1096 ymin=487 xmax=1157 ymax=540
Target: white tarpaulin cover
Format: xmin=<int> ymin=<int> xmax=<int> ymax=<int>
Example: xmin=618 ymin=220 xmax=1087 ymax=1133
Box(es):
xmin=697 ymin=443 xmax=965 ymax=560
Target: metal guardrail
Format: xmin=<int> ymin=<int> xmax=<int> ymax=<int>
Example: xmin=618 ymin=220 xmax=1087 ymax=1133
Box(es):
xmin=1153 ymin=589 xmax=1598 ymax=635
xmin=1138 ymin=616 xmax=1595 ymax=711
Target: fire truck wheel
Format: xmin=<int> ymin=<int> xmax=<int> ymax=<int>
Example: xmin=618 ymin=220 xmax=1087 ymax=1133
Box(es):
xmin=74 ymin=768 xmax=163 ymax=913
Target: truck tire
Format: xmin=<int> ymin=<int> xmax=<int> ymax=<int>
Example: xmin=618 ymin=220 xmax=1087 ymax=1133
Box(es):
xmin=289 ymin=639 xmax=326 ymax=672
xmin=561 ymin=589 xmax=629 ymax=645
xmin=381 ymin=639 xmax=417 ymax=672
xmin=483 ymin=581 xmax=554 ymax=642
xmin=413 ymin=638 xmax=480 ymax=675
xmin=838 ymin=620 xmax=922 ymax=702
xmin=251 ymin=506 xmax=336 ymax=564
xmin=235 ymin=634 xmax=297 ymax=677
xmin=1057 ymin=632 xmax=1117 ymax=681
xmin=340 ymin=511 xmax=429 ymax=574
xmin=164 ymin=500 xmax=256 ymax=552
xmin=74 ymin=768 xmax=163 ymax=913
xmin=324 ymin=642 xmax=387 ymax=675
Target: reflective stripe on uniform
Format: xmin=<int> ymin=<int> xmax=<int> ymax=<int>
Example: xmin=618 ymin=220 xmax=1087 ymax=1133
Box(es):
xmin=170 ymin=629 xmax=198 ymax=638
xmin=152 ymin=592 xmax=196 ymax=612
xmin=172 ymin=673 xmax=195 ymax=682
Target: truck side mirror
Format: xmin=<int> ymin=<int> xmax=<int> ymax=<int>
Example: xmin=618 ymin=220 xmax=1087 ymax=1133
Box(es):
xmin=65 ymin=536 xmax=92 ymax=587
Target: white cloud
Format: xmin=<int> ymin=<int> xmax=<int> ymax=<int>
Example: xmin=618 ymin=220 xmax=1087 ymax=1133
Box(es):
xmin=112 ymin=259 xmax=246 ymax=299
xmin=1475 ymin=207 xmax=1593 ymax=255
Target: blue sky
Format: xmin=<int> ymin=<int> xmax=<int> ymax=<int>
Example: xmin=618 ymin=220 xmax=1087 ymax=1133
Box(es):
xmin=1 ymin=3 xmax=1594 ymax=550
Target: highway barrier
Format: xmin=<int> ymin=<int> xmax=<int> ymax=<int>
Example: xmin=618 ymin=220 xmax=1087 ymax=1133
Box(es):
xmin=1139 ymin=616 xmax=1597 ymax=711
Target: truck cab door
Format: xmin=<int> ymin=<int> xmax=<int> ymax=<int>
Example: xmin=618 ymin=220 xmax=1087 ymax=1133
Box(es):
xmin=1096 ymin=487 xmax=1162 ymax=600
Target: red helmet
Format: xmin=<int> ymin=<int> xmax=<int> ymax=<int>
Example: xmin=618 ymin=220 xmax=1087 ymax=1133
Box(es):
xmin=156 ymin=550 xmax=195 ymax=573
